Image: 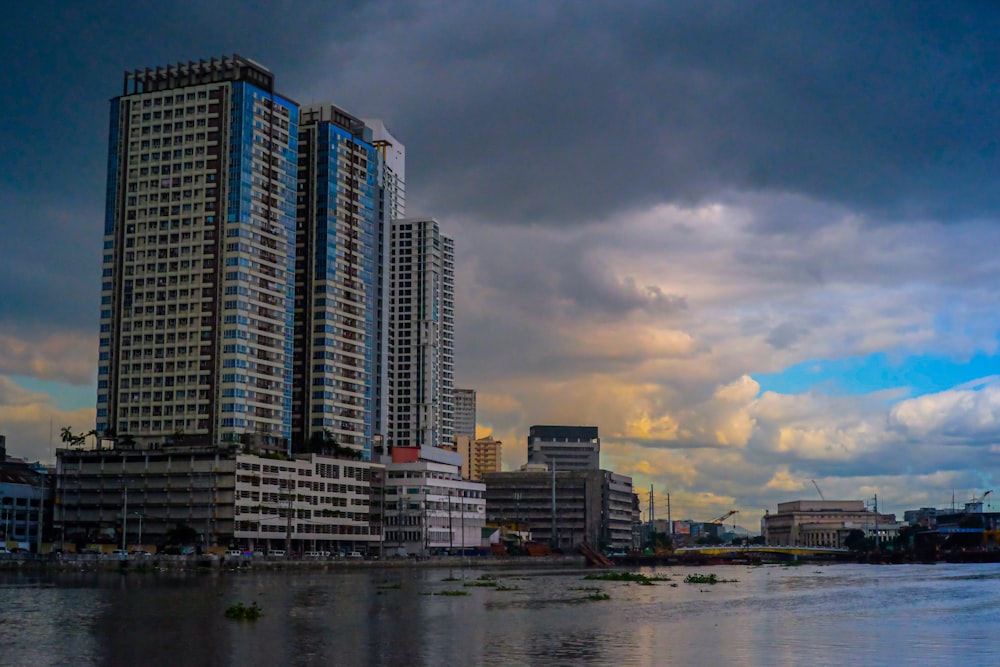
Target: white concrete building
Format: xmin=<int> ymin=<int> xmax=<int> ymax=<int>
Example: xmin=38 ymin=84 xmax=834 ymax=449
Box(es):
xmin=382 ymin=446 xmax=485 ymax=556
xmin=233 ymin=453 xmax=384 ymax=554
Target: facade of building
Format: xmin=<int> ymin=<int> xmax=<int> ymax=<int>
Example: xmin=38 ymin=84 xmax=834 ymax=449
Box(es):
xmin=293 ymin=104 xmax=381 ymax=457
xmin=762 ymin=500 xmax=900 ymax=548
xmin=55 ymin=445 xmax=239 ymax=549
xmin=382 ymin=446 xmax=485 ymax=556
xmin=233 ymin=452 xmax=383 ymax=554
xmin=363 ymin=119 xmax=404 ymax=448
xmin=388 ymin=218 xmax=455 ymax=449
xmin=0 ymin=441 xmax=52 ymax=552
xmin=97 ymin=55 xmax=300 ymax=452
xmin=454 ymin=388 xmax=476 ymax=439
xmin=457 ymin=435 xmax=502 ymax=481
xmin=54 ymin=445 xmax=383 ymax=553
xmin=483 ymin=468 xmax=636 ymax=551
xmin=526 ymin=425 xmax=600 ymax=471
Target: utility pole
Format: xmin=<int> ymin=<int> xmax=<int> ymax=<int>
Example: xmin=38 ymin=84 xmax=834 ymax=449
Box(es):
xmin=667 ymin=492 xmax=672 ymax=545
xmin=122 ymin=483 xmax=128 ymax=552
xmin=379 ymin=472 xmax=385 ymax=561
xmin=550 ymin=461 xmax=557 ymax=549
xmin=448 ymin=490 xmax=454 ymax=553
xmin=284 ymin=474 xmax=293 ymax=557
xmin=36 ymin=481 xmax=43 ymax=555
xmin=873 ymin=493 xmax=880 ymax=550
xmin=423 ymin=489 xmax=428 ymax=557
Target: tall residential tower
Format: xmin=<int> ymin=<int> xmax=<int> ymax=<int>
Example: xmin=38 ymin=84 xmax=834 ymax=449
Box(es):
xmin=388 ymin=218 xmax=455 ymax=449
xmin=97 ymin=55 xmax=299 ymax=451
xmin=293 ymin=104 xmax=381 ymax=457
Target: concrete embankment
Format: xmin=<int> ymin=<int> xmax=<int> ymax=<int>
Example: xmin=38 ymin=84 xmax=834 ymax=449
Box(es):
xmin=0 ymin=553 xmax=587 ymax=573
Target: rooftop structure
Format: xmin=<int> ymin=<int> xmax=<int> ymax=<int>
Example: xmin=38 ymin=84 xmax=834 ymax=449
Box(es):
xmin=527 ymin=425 xmax=600 ymax=471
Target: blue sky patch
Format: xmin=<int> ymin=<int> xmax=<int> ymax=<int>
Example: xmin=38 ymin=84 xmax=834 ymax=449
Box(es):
xmin=753 ymin=351 xmax=1000 ymax=399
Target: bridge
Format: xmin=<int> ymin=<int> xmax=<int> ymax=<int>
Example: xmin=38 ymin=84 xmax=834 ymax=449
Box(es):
xmin=675 ymin=545 xmax=850 ymax=558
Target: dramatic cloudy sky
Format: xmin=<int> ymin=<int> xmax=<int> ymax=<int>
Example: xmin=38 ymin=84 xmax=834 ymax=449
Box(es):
xmin=5 ymin=1 xmax=1000 ymax=526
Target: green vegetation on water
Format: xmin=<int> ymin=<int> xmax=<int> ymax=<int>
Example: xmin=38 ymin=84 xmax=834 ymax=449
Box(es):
xmin=585 ymin=592 xmax=611 ymax=601
xmin=683 ymin=573 xmax=737 ymax=584
xmin=435 ymin=590 xmax=469 ymax=596
xmin=583 ymin=571 xmax=671 ymax=585
xmin=225 ymin=602 xmax=262 ymax=620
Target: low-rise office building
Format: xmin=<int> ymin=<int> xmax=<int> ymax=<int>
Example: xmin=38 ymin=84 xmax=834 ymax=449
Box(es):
xmin=55 ymin=444 xmax=384 ymax=553
xmin=0 ymin=437 xmax=53 ymax=552
xmin=382 ymin=446 xmax=486 ymax=556
xmin=233 ymin=452 xmax=383 ymax=554
xmin=527 ymin=425 xmax=600 ymax=471
xmin=484 ymin=466 xmax=637 ymax=551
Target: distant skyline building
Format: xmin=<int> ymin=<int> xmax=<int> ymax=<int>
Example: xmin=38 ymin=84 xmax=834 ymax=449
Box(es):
xmin=527 ymin=425 xmax=600 ymax=471
xmin=388 ymin=217 xmax=455 ymax=448
xmin=454 ymin=388 xmax=476 ymax=439
xmin=293 ymin=103 xmax=382 ymax=457
xmin=97 ymin=55 xmax=299 ymax=451
xmin=458 ymin=434 xmax=502 ymax=481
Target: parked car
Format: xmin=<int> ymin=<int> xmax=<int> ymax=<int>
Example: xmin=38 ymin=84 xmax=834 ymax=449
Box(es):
xmin=227 ymin=549 xmax=243 ymax=558
xmin=0 ymin=546 xmax=9 ymax=554
xmin=267 ymin=549 xmax=286 ymax=558
xmin=346 ymin=551 xmax=363 ymax=560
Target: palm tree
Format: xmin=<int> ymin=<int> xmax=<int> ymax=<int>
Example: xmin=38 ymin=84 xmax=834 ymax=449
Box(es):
xmin=60 ymin=427 xmax=86 ymax=449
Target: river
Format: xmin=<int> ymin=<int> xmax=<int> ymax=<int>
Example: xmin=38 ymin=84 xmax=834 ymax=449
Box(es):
xmin=0 ymin=561 xmax=995 ymax=666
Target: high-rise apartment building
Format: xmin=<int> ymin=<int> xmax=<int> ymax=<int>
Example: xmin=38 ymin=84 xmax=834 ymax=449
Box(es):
xmin=363 ymin=119 xmax=405 ymax=446
xmin=527 ymin=425 xmax=600 ymax=470
xmin=388 ymin=218 xmax=455 ymax=449
xmin=97 ymin=55 xmax=299 ymax=452
xmin=293 ymin=104 xmax=382 ymax=457
xmin=454 ymin=388 xmax=476 ymax=439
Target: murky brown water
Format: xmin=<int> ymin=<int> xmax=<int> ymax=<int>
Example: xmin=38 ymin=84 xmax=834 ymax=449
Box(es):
xmin=0 ymin=562 xmax=996 ymax=666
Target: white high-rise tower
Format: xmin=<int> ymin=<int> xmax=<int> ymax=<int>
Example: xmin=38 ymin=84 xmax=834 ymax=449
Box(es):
xmin=388 ymin=218 xmax=455 ymax=449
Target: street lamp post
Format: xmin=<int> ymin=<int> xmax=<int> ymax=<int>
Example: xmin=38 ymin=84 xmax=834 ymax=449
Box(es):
xmin=134 ymin=512 xmax=143 ymax=549
xmin=121 ymin=484 xmax=128 ymax=552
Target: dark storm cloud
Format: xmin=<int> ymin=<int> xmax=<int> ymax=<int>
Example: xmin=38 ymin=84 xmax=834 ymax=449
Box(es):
xmin=5 ymin=1 xmax=999 ymax=337
xmin=307 ymin=1 xmax=1000 ymax=225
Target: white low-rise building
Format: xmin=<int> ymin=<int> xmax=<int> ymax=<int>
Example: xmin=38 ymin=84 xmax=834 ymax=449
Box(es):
xmin=382 ymin=446 xmax=485 ymax=556
xmin=233 ymin=453 xmax=383 ymax=555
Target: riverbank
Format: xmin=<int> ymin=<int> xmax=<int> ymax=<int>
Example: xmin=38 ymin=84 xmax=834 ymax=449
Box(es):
xmin=0 ymin=552 xmax=588 ymax=573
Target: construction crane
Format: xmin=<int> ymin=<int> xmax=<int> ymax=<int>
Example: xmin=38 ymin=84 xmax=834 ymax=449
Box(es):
xmin=812 ymin=480 xmax=825 ymax=501
xmin=962 ymin=490 xmax=992 ymax=514
xmin=711 ymin=510 xmax=739 ymax=524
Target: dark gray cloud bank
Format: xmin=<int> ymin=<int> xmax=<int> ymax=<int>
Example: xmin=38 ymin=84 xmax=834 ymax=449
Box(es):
xmin=5 ymin=1 xmax=1000 ymax=516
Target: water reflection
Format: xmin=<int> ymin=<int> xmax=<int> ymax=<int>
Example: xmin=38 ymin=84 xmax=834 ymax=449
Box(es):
xmin=1 ymin=563 xmax=1000 ymax=665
